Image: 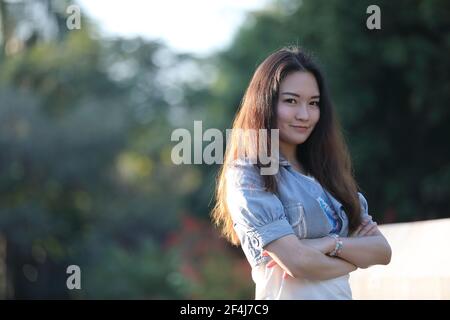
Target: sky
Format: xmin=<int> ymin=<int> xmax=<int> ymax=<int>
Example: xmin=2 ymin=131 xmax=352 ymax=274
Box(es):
xmin=78 ymin=0 xmax=270 ymax=56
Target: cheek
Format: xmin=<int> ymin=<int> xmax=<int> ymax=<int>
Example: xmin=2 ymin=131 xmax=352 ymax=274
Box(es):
xmin=276 ymin=105 xmax=294 ymax=140
xmin=276 ymin=104 xmax=292 ymax=126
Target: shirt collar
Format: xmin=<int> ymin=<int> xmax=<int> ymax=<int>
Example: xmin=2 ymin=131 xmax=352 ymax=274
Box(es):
xmin=278 ymin=153 xmax=291 ymax=167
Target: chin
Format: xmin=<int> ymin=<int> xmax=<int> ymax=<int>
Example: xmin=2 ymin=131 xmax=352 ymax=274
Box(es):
xmin=283 ymin=136 xmax=308 ymax=146
xmin=291 ymin=134 xmax=311 ymax=144
xmin=294 ymin=139 xmax=308 ymax=145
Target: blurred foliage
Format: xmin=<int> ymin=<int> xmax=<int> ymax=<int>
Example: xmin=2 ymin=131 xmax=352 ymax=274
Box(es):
xmin=0 ymin=0 xmax=449 ymax=299
xmin=209 ymin=0 xmax=450 ymax=223
xmin=0 ymin=0 xmax=251 ymax=299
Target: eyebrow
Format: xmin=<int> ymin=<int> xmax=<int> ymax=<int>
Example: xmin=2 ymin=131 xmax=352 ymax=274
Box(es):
xmin=281 ymin=92 xmax=320 ymax=99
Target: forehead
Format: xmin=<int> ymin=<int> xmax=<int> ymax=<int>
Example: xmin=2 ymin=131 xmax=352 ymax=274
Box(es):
xmin=279 ymin=71 xmax=320 ymax=96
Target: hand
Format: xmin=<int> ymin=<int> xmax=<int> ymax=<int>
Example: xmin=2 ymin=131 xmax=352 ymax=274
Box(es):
xmin=352 ymin=216 xmax=380 ymax=237
xmin=262 ymin=251 xmax=290 ymax=279
xmin=261 ymin=237 xmax=334 ymax=279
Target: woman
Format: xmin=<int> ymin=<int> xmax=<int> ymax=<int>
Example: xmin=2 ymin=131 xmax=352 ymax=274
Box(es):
xmin=211 ymin=46 xmax=392 ymax=300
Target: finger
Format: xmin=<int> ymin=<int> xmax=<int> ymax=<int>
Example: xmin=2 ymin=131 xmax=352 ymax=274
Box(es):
xmin=358 ymin=222 xmax=374 ymax=235
xmin=359 ymin=222 xmax=377 ymax=236
xmin=362 ymin=217 xmax=372 ymax=225
xmin=283 ymin=271 xmax=289 ymax=279
xmin=262 ymin=250 xmax=269 ymax=257
xmin=353 ymin=225 xmax=364 ymax=236
xmin=353 ymin=217 xmax=373 ymax=236
xmin=353 ymin=226 xmax=362 ymax=235
xmin=366 ymin=227 xmax=379 ymax=236
xmin=266 ymin=260 xmax=277 ymax=268
xmin=359 ymin=225 xmax=375 ymax=237
xmin=363 ymin=223 xmax=380 ymax=236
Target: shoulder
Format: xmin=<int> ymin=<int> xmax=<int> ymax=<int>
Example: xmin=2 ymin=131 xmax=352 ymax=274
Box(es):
xmin=225 ymin=158 xmax=265 ymax=190
xmin=357 ymin=191 xmax=371 ymax=219
xmin=357 ymin=191 xmax=368 ymax=208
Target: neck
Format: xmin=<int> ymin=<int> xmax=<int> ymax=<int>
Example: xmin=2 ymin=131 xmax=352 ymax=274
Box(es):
xmin=280 ymin=141 xmax=307 ymax=175
xmin=279 ymin=140 xmax=297 ymax=164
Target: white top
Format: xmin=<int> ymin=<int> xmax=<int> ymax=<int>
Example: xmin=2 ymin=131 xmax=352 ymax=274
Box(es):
xmin=252 ymin=264 xmax=352 ymax=300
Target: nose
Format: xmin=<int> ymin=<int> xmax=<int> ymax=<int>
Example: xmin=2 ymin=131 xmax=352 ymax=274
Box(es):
xmin=295 ymin=103 xmax=310 ymax=121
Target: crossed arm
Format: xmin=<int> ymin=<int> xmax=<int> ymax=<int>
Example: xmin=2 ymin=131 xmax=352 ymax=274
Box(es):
xmin=263 ymin=217 xmax=392 ymax=281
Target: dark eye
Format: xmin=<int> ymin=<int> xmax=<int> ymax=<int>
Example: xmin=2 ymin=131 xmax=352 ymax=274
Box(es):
xmin=310 ymin=101 xmax=320 ymax=106
xmin=285 ymin=98 xmax=296 ymax=104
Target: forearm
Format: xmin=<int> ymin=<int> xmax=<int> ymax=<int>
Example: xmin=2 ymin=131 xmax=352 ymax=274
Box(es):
xmin=264 ymin=235 xmax=357 ymax=281
xmin=337 ymin=235 xmax=392 ymax=269
xmin=296 ymin=248 xmax=357 ymax=281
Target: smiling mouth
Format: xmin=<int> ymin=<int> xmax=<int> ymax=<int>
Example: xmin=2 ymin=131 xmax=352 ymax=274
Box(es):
xmin=290 ymin=125 xmax=309 ymax=129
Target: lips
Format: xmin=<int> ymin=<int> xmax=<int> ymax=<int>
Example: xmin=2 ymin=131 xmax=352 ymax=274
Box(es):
xmin=290 ymin=125 xmax=309 ymax=129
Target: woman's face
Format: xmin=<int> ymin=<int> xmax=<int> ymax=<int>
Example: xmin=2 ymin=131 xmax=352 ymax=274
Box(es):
xmin=276 ymin=71 xmax=320 ymax=146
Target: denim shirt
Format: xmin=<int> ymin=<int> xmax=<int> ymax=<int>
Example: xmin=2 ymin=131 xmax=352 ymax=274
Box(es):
xmin=225 ymin=156 xmax=371 ymax=269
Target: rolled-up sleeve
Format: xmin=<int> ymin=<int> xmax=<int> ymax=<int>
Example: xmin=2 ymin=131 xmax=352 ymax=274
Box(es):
xmin=225 ymin=162 xmax=294 ymax=266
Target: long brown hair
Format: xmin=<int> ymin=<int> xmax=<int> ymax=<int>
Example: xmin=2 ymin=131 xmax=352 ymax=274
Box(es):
xmin=211 ymin=46 xmax=362 ymax=246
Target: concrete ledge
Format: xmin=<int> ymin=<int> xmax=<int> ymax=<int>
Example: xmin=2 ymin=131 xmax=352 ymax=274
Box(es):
xmin=350 ymin=218 xmax=450 ymax=299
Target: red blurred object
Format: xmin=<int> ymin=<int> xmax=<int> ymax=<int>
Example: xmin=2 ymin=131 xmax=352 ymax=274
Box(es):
xmin=163 ymin=212 xmax=253 ymax=298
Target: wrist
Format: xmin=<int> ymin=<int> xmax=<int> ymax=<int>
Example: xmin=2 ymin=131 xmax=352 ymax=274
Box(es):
xmin=325 ymin=236 xmax=335 ymax=254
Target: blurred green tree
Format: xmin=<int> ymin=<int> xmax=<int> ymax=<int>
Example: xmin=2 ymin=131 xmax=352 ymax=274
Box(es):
xmin=204 ymin=0 xmax=450 ymax=224
xmin=0 ymin=0 xmax=448 ymax=300
xmin=0 ymin=0 xmax=251 ymax=299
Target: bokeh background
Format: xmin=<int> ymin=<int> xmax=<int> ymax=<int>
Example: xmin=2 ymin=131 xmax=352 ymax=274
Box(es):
xmin=0 ymin=0 xmax=449 ymax=299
